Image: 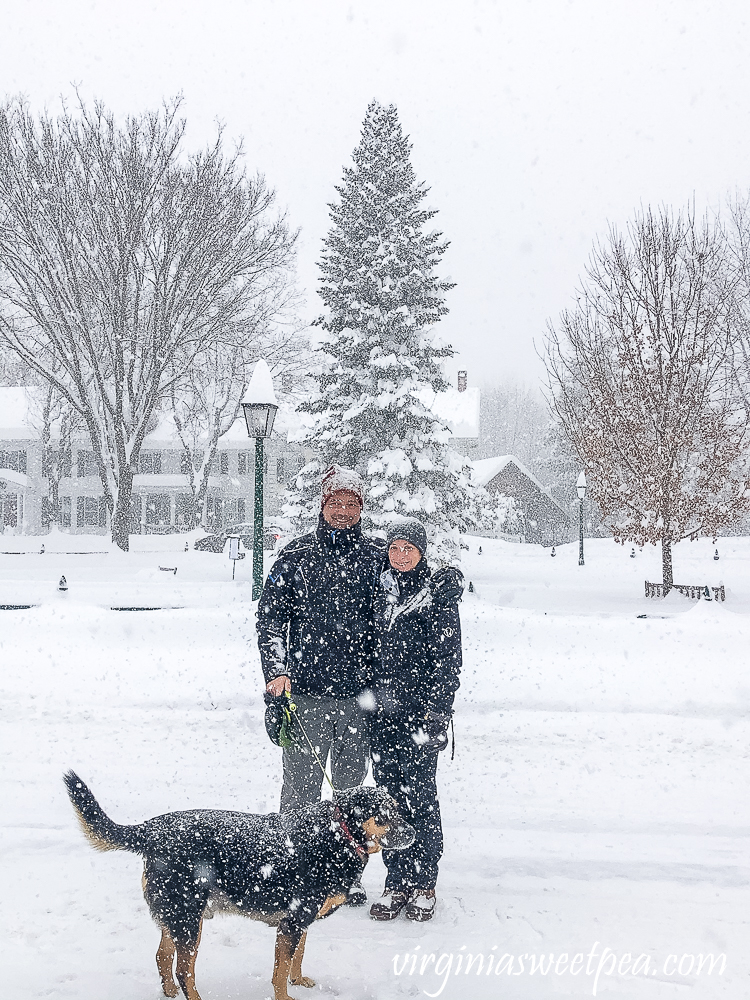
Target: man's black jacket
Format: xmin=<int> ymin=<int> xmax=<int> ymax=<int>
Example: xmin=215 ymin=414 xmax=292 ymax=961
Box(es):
xmin=371 ymin=560 xmax=462 ymax=731
xmin=257 ymin=517 xmax=386 ymax=698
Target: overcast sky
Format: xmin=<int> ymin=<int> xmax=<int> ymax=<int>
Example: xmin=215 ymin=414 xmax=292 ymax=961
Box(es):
xmin=4 ymin=0 xmax=750 ymax=393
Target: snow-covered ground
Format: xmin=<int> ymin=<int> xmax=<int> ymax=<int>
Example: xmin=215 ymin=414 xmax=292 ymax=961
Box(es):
xmin=1 ymin=532 xmax=748 ymax=999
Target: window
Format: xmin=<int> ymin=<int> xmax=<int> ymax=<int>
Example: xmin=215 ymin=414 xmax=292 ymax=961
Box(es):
xmin=209 ymin=452 xmax=229 ymax=475
xmin=206 ymin=494 xmax=224 ymax=530
xmin=61 ymin=496 xmax=72 ymax=527
xmin=54 ymin=448 xmax=72 ymax=478
xmin=145 ymin=494 xmax=170 ymax=527
xmin=1 ymin=495 xmax=18 ymax=527
xmin=77 ymin=496 xmax=106 ymax=526
xmin=139 ymin=451 xmax=162 ymax=475
xmin=180 ymin=451 xmax=204 ymax=474
xmin=238 ymin=451 xmax=252 ymax=474
xmin=0 ymin=450 xmax=27 ymax=474
xmin=76 ymin=450 xmax=97 ymax=477
xmin=276 ymin=457 xmax=285 ymax=483
xmin=176 ymin=494 xmax=195 ymax=527
xmin=237 ymin=498 xmax=246 ymax=520
xmin=41 ymin=496 xmax=55 ymax=526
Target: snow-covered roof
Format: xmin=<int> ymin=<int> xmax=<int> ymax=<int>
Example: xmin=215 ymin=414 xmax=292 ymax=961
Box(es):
xmin=0 ymin=468 xmax=28 ymax=488
xmin=473 ymin=454 xmax=569 ymax=517
xmin=472 ymin=454 xmax=548 ymax=494
xmin=417 ymin=385 xmax=480 ymax=438
xmin=472 ymin=455 xmax=518 ymax=487
xmin=141 ymin=404 xmax=303 ymax=448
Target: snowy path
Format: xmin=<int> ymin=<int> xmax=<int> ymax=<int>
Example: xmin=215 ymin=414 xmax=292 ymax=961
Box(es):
xmin=2 ymin=536 xmax=749 ymax=998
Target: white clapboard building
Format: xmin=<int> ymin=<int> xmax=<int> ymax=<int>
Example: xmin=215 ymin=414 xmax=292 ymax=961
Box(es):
xmin=0 ymin=375 xmax=479 ymax=535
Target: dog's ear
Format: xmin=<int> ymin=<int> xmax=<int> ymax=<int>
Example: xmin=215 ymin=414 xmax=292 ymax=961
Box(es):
xmin=338 ymin=787 xmax=400 ymax=826
xmin=335 ymin=786 xmax=375 ymax=821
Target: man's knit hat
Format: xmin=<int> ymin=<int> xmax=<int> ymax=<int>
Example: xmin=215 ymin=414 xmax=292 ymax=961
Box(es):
xmin=386 ymin=518 xmax=428 ymax=556
xmin=320 ymin=465 xmax=365 ymax=508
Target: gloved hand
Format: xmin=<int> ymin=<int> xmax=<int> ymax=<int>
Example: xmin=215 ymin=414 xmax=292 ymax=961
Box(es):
xmin=263 ymin=691 xmax=296 ymax=748
xmin=429 ymin=566 xmax=464 ymax=603
xmin=418 ymin=709 xmax=451 ymax=751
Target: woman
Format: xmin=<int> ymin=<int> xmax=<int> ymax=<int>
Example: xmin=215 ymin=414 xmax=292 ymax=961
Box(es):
xmin=368 ymin=518 xmax=462 ymax=922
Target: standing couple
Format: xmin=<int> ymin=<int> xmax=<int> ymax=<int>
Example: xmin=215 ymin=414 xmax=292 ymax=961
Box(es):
xmin=257 ymin=465 xmax=462 ymax=923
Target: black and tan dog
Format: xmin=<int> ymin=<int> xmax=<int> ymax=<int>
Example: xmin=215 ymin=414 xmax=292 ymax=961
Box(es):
xmin=64 ymin=771 xmax=414 ymax=1000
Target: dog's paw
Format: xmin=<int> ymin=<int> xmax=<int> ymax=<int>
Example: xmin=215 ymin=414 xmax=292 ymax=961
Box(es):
xmin=161 ymin=983 xmax=180 ymax=999
xmin=290 ymin=975 xmax=316 ymax=988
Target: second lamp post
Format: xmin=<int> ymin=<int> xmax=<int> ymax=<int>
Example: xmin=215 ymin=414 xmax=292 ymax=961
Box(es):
xmin=577 ymin=471 xmax=587 ymax=566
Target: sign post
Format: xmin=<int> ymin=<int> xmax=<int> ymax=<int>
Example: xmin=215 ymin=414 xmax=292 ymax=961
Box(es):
xmin=227 ymin=535 xmax=244 ymax=581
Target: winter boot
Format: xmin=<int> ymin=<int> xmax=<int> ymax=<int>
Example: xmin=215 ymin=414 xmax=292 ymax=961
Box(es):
xmin=347 ymin=881 xmax=367 ymax=907
xmin=369 ymin=889 xmax=408 ymax=921
xmin=405 ymin=889 xmax=436 ymax=922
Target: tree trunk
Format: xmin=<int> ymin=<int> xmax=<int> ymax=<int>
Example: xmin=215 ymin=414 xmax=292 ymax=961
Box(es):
xmin=111 ymin=470 xmax=133 ymax=552
xmin=41 ymin=387 xmax=54 ymax=527
xmin=661 ymin=535 xmax=673 ymax=592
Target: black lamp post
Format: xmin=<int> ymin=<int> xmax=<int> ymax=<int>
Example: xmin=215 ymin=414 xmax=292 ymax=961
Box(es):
xmin=241 ymin=360 xmax=278 ymax=601
xmin=576 ymin=471 xmax=587 ymax=566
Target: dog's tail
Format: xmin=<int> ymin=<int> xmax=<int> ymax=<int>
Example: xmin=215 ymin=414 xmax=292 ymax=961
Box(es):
xmin=63 ymin=770 xmax=142 ymax=854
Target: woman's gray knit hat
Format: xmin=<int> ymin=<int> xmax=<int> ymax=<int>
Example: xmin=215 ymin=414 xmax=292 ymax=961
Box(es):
xmin=386 ymin=518 xmax=428 ymax=555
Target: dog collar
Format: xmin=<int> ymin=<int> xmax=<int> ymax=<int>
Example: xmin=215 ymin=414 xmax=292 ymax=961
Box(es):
xmin=334 ymin=812 xmax=368 ymax=861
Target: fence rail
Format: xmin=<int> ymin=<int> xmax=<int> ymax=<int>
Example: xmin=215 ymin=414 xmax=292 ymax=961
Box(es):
xmin=644 ymin=581 xmax=725 ymax=601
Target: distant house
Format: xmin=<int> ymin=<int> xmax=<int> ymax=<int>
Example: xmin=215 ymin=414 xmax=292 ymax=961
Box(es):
xmin=472 ymin=454 xmax=570 ymax=545
xmin=0 ymin=377 xmax=480 ymax=536
xmin=0 ymin=387 xmax=310 ymax=536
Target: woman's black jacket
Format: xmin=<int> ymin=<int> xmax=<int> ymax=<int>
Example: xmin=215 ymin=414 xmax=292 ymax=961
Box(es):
xmin=370 ymin=560 xmax=462 ymax=731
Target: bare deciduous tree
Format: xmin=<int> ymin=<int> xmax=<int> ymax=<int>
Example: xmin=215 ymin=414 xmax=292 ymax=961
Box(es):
xmin=31 ymin=384 xmax=83 ymax=526
xmin=170 ymin=316 xmax=309 ymax=527
xmin=545 ymin=205 xmax=749 ymax=589
xmin=478 ymin=378 xmax=548 ymax=469
xmin=0 ymin=96 xmax=297 ymax=549
xmin=724 ymin=192 xmax=750 ymax=421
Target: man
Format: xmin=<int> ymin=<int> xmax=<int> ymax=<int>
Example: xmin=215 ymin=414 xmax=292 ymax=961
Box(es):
xmin=257 ymin=466 xmax=385 ymax=833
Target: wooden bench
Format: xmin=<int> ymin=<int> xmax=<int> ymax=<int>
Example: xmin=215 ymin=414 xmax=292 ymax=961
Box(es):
xmin=644 ymin=581 xmax=725 ymax=601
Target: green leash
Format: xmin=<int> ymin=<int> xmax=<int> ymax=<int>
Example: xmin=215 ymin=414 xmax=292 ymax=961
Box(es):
xmin=283 ymin=691 xmax=338 ymax=795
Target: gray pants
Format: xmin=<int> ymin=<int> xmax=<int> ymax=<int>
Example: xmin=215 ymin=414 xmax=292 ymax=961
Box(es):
xmin=280 ymin=693 xmax=369 ymax=813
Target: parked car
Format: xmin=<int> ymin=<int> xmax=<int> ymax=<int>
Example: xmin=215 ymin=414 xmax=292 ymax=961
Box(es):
xmin=193 ymin=522 xmax=283 ymax=553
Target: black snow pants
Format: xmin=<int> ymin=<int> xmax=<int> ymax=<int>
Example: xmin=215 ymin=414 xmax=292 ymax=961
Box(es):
xmin=371 ymin=731 xmax=443 ymax=892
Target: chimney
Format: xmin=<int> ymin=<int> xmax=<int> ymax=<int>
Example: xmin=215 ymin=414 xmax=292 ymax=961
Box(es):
xmin=457 ymin=370 xmax=467 ymax=393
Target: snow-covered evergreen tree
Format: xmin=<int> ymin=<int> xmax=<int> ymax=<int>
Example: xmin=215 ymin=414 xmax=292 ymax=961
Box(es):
xmin=287 ymin=101 xmax=482 ymax=563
